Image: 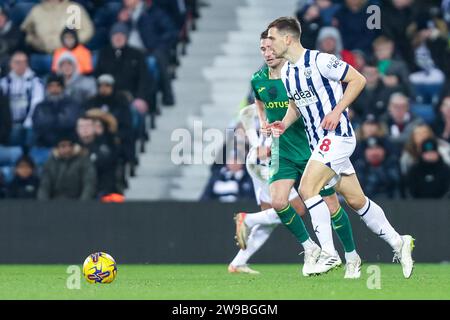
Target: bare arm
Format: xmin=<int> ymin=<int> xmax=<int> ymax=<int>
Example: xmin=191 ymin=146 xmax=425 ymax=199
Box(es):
xmin=254 ymin=98 xmax=266 ymax=124
xmin=271 ymin=100 xmax=300 ymax=137
xmin=283 ymin=100 xmax=301 ymax=129
xmin=255 ymin=98 xmax=272 ymax=137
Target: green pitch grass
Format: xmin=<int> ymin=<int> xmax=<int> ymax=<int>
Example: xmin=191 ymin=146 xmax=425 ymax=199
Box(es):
xmin=0 ymin=264 xmax=449 ymax=300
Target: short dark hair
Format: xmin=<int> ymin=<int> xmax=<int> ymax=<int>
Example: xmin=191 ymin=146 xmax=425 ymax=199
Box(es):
xmin=267 ymin=16 xmax=301 ymax=39
xmin=15 ymin=155 xmax=35 ymax=170
xmin=260 ymin=29 xmax=268 ymax=40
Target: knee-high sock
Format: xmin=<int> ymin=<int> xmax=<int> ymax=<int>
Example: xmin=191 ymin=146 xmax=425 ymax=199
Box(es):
xmin=230 ymin=224 xmax=275 ymax=266
xmin=245 ymin=208 xmax=281 ymax=229
xmin=356 ymin=197 xmax=402 ymax=251
xmin=305 ymin=195 xmax=336 ymax=254
xmin=276 ymin=203 xmax=315 ymax=249
xmin=331 ymin=206 xmax=356 ymax=253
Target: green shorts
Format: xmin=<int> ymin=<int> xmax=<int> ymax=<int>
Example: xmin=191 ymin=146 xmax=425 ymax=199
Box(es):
xmin=269 ymin=156 xmax=335 ymax=197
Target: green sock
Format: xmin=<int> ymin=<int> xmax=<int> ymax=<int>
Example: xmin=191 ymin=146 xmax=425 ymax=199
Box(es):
xmin=276 ymin=204 xmax=310 ymax=244
xmin=331 ymin=207 xmax=356 ymax=252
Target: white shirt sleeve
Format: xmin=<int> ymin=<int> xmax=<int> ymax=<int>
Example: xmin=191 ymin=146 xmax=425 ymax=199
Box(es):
xmin=280 ymin=61 xmax=293 ymax=99
xmin=316 ymin=52 xmax=349 ymax=82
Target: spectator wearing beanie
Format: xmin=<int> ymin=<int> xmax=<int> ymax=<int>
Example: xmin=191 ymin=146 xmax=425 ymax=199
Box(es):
xmin=85 ymin=74 xmax=134 ymax=167
xmin=55 ymin=51 xmax=96 ymax=104
xmin=31 ymin=73 xmax=82 ymax=166
xmin=117 ymin=0 xmax=177 ymax=106
xmin=95 ymin=22 xmax=153 ymax=114
xmin=316 ymin=26 xmax=356 ymax=67
xmin=52 ymin=28 xmax=93 ymax=75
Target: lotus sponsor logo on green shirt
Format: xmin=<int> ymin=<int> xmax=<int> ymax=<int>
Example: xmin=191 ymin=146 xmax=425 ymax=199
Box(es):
xmin=265 ymin=101 xmax=289 ymax=109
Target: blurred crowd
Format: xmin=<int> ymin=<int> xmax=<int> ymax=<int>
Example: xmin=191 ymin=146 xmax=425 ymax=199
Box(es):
xmin=202 ymin=0 xmax=450 ymax=201
xmin=0 ymin=0 xmax=200 ymax=200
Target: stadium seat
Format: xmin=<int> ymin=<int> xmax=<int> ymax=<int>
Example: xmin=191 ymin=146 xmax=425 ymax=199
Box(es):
xmin=412 ymin=83 xmax=444 ymax=106
xmin=410 ymin=103 xmax=436 ymax=124
xmin=91 ymin=51 xmax=98 ymax=69
xmin=29 ymin=54 xmax=52 ymax=77
xmin=146 ymin=56 xmax=160 ymax=82
xmin=8 ymin=2 xmax=36 ymax=26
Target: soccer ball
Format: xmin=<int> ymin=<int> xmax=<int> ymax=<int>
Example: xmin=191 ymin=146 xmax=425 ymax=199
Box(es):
xmin=82 ymin=252 xmax=118 ymax=284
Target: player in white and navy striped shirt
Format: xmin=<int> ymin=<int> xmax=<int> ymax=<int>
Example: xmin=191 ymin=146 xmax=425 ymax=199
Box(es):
xmin=266 ymin=17 xmax=414 ymax=278
xmin=281 ymin=48 xmax=353 ymax=144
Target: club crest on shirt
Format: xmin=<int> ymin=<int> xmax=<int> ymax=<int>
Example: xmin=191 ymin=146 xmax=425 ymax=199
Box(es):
xmin=268 ymin=86 xmax=278 ymax=100
xmin=304 ymin=67 xmax=312 ymax=79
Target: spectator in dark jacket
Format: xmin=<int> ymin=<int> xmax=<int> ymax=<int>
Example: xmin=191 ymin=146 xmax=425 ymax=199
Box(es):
xmin=31 ymin=73 xmax=82 ymax=166
xmin=432 ymin=95 xmax=450 ymax=143
xmin=380 ymin=0 xmax=417 ymax=68
xmin=201 ymin=153 xmax=254 ymax=202
xmin=333 ymin=0 xmax=379 ymax=55
xmin=352 ymin=62 xmax=396 ymax=121
xmin=406 ymin=138 xmax=450 ymax=198
xmin=76 ymin=115 xmax=118 ymax=197
xmin=408 ymin=13 xmax=448 ymax=105
xmin=117 ymin=0 xmax=178 ymax=105
xmin=0 ymin=5 xmax=23 ymax=76
xmin=85 ymin=74 xmax=134 ymax=164
xmin=296 ymin=2 xmax=325 ymax=50
xmin=95 ymin=23 xmax=154 ymax=113
xmin=37 ymin=136 xmax=96 ymax=200
xmin=354 ymin=137 xmax=401 ymax=199
xmin=0 ymin=89 xmax=23 ymax=178
xmin=154 ymin=0 xmax=188 ymax=32
xmin=0 ymin=88 xmax=11 ymax=145
xmin=6 ymin=155 xmax=39 ymax=199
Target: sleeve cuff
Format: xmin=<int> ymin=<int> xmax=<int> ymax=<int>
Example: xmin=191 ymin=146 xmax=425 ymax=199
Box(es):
xmin=340 ymin=64 xmax=349 ymax=81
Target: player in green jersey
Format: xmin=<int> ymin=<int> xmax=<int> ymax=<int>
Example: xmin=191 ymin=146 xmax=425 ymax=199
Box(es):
xmin=234 ymin=30 xmax=362 ymax=278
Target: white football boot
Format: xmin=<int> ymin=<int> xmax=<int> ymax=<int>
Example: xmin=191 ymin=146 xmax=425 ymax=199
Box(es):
xmin=393 ymin=235 xmax=415 ymax=279
xmin=344 ymin=254 xmax=362 ymax=279
xmin=302 ymin=243 xmax=321 ymax=277
xmin=313 ymin=250 xmax=342 ymax=275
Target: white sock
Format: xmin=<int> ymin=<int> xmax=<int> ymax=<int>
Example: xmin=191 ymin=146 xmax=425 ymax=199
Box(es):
xmin=345 ymin=250 xmax=359 ymax=262
xmin=304 ymin=195 xmax=335 ymax=254
xmin=244 ymin=208 xmax=281 ymax=229
xmin=357 ymin=197 xmax=402 ymax=251
xmin=301 ymin=238 xmax=316 ymax=250
xmin=230 ymin=224 xmax=275 ymax=266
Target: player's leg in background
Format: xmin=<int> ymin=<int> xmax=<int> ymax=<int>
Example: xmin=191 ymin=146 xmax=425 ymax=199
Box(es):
xmin=335 ymin=174 xmax=403 ymax=250
xmin=289 ymin=196 xmax=306 ymax=218
xmin=243 ymin=201 xmax=281 ymax=229
xmin=323 ymin=192 xmax=362 ymax=278
xmin=270 ymin=179 xmax=316 ymax=250
xmin=298 ymin=160 xmax=337 ymax=255
xmin=229 ymin=201 xmax=277 ymax=274
xmin=335 ymin=173 xmax=414 ymax=278
xmin=322 ymin=193 xmax=358 ymax=260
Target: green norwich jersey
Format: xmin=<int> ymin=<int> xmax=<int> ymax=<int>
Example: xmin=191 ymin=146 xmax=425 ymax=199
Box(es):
xmin=250 ymin=65 xmax=311 ymax=163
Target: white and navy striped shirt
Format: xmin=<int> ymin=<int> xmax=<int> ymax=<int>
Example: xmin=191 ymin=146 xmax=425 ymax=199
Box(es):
xmin=281 ymin=49 xmax=353 ymax=150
